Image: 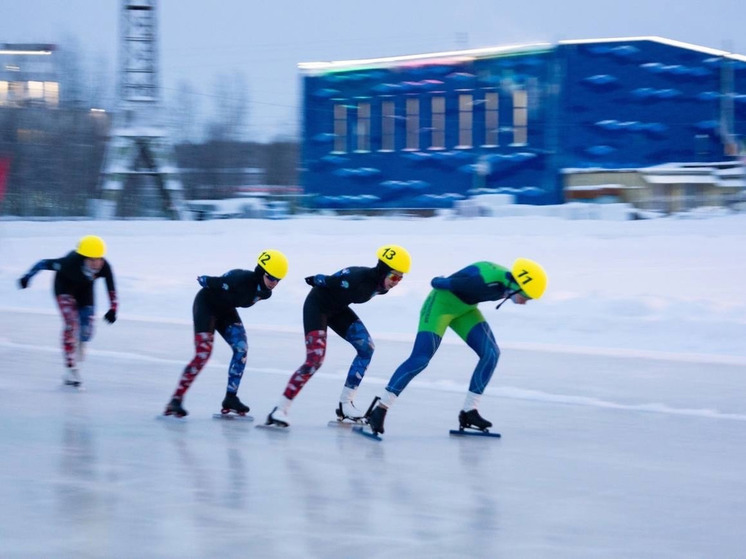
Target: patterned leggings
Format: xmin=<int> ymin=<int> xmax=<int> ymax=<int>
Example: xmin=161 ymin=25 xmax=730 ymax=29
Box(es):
xmin=56 ymin=294 xmax=94 ymax=368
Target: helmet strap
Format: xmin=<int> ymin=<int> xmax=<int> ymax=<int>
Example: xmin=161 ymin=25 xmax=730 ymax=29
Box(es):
xmin=495 ymin=289 xmax=520 ymax=310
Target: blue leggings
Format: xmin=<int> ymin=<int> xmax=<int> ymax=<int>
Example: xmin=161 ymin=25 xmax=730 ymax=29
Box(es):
xmin=386 ymin=321 xmax=499 ymax=396
xmin=223 ymin=323 xmax=248 ymax=393
xmin=343 ymin=320 xmax=374 ymax=389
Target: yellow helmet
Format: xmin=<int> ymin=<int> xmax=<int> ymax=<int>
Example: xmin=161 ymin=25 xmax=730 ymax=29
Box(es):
xmin=376 ymin=245 xmax=411 ymax=274
xmin=257 ymin=249 xmax=289 ymax=279
xmin=511 ymin=258 xmax=547 ymax=299
xmin=76 ymin=235 xmax=107 ymax=258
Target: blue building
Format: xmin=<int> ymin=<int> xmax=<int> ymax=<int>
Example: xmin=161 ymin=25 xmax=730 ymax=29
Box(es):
xmin=299 ymin=37 xmax=746 ymax=210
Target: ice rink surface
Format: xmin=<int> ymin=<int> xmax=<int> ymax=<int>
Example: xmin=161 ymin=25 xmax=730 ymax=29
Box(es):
xmin=2 ymin=215 xmax=746 ymax=558
xmin=1 ymin=310 xmax=745 ymax=559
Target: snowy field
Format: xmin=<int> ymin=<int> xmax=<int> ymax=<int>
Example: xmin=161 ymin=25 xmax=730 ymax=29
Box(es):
xmin=1 ymin=213 xmax=746 ymax=558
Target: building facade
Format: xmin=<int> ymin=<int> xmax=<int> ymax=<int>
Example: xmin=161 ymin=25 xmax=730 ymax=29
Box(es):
xmin=300 ymin=37 xmax=746 ymax=210
xmin=0 ymin=44 xmax=59 ymax=108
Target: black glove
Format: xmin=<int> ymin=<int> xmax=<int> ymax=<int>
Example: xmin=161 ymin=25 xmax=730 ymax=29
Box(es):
xmin=104 ymin=308 xmax=117 ymax=324
xmin=304 ymin=274 xmax=326 ymax=287
xmin=18 ymin=275 xmax=31 ymax=289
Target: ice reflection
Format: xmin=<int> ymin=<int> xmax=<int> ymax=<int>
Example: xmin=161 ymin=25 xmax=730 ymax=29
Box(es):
xmin=218 ymin=421 xmax=248 ymax=509
xmin=456 ymin=437 xmax=501 ymax=553
xmin=55 ymin=399 xmax=105 ymax=557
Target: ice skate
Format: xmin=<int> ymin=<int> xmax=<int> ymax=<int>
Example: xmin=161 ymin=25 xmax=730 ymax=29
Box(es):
xmin=367 ymin=405 xmax=387 ymax=435
xmin=220 ymin=392 xmax=250 ymax=416
xmin=163 ymin=397 xmax=188 ymax=418
xmin=335 ymin=401 xmax=365 ymax=422
xmin=265 ymin=406 xmax=290 ymax=428
xmin=62 ymin=367 xmax=82 ymax=388
xmin=458 ymin=409 xmax=492 ymax=431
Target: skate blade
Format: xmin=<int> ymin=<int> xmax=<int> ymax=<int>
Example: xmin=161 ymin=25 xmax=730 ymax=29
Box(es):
xmin=449 ymin=429 xmax=501 ymax=438
xmin=352 ymin=426 xmax=382 ymax=441
xmin=60 ymin=382 xmax=84 ymax=392
xmin=156 ymin=414 xmax=187 ymax=422
xmin=328 ymin=419 xmax=366 ymax=428
xmin=256 ymin=422 xmax=289 ymax=432
xmin=213 ymin=413 xmax=254 ymax=422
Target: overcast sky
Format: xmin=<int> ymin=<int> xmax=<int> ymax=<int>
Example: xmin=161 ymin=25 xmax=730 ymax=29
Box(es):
xmin=2 ymin=0 xmax=744 ymax=141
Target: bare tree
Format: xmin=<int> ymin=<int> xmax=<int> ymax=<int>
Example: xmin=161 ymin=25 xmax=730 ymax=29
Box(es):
xmin=205 ymin=72 xmax=249 ymax=141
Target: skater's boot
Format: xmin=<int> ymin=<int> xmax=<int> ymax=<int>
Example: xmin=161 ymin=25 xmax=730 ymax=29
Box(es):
xmin=221 ymin=392 xmax=250 ymax=415
xmin=367 ymin=405 xmax=387 ymax=435
xmin=164 ymin=397 xmax=188 ymax=418
xmin=266 ymin=406 xmax=290 ymax=427
xmin=459 ymin=409 xmax=492 ymax=431
xmin=62 ymin=367 xmax=82 ymax=387
xmin=336 ymin=386 xmax=364 ymax=421
xmin=336 ymin=401 xmax=365 ymax=421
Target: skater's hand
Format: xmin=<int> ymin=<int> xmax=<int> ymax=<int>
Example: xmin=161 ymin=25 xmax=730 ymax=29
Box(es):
xmin=104 ymin=308 xmax=117 ymax=324
xmin=431 ymin=276 xmax=450 ymax=290
xmin=197 ymin=275 xmax=208 ymax=287
xmin=18 ymin=275 xmax=31 ymax=289
xmin=305 ymin=274 xmax=325 ymax=287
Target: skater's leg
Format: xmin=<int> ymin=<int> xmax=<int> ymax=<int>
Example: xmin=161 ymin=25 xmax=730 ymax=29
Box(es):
xmin=282 ymin=329 xmax=326 ymax=400
xmin=385 ymin=330 xmax=442 ymax=396
xmin=217 ymin=313 xmax=248 ymax=393
xmin=331 ymin=315 xmax=373 ymax=419
xmin=56 ymin=295 xmax=80 ymax=369
xmin=452 ymin=315 xmax=500 ymax=395
xmin=334 ymin=314 xmax=373 ymax=390
xmin=173 ymin=332 xmax=214 ymax=399
xmin=452 ymin=313 xmax=498 ymax=429
xmin=172 ymin=292 xmax=216 ymax=400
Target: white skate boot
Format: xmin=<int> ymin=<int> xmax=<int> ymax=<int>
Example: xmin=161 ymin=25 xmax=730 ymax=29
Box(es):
xmin=63 ymin=367 xmax=82 ymax=388
xmin=335 ymin=386 xmax=365 ymax=421
xmin=266 ymin=406 xmax=290 ymax=427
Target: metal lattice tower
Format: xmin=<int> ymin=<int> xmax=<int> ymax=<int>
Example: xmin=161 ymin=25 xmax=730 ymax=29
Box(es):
xmin=96 ymin=0 xmax=187 ymax=219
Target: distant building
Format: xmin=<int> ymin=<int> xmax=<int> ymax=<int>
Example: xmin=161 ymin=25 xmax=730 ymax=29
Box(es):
xmin=299 ymin=37 xmax=746 ymax=211
xmin=0 ymin=43 xmax=59 ymax=108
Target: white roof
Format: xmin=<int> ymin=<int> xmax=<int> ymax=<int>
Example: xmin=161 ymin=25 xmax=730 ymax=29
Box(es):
xmin=299 ymin=36 xmax=746 ymax=73
xmin=644 ymin=174 xmax=715 ymax=185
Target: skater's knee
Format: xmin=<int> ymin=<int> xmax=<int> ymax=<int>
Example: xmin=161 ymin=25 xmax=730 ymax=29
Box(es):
xmin=305 ymin=351 xmax=325 ymax=372
xmin=356 ymin=339 xmax=374 ymax=360
xmin=483 ymin=344 xmax=499 ymax=368
xmin=233 ymin=339 xmax=248 ymax=360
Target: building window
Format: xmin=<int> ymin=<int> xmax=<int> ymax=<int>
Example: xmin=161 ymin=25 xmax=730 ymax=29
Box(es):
xmin=27 ymin=81 xmax=44 ymax=100
xmin=9 ymin=81 xmax=24 ymax=104
xmin=431 ymin=96 xmax=445 ymax=149
xmin=44 ymin=81 xmax=59 ymax=107
xmin=333 ymin=103 xmax=347 ymax=153
xmin=484 ymin=91 xmax=499 ymax=146
xmin=356 ymin=101 xmax=370 ymax=152
xmin=381 ymin=99 xmax=395 ymax=151
xmin=405 ymin=97 xmax=419 ymax=150
xmin=513 ymin=89 xmax=528 ymax=145
xmin=458 ymin=93 xmax=473 ymax=148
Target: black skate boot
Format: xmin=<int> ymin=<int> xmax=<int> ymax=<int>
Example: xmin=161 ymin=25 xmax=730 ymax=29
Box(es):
xmin=221 ymin=392 xmax=250 ymax=416
xmin=459 ymin=409 xmax=492 ymax=431
xmin=367 ymin=405 xmax=387 ymax=435
xmin=164 ymin=397 xmax=188 ymax=418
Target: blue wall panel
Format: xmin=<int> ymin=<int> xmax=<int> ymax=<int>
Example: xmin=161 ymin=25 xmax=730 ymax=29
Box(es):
xmin=301 ymin=39 xmax=746 ymax=209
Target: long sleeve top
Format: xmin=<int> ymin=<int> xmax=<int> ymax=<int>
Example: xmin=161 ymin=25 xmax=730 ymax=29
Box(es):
xmin=198 ymin=268 xmax=272 ymax=312
xmin=25 ymin=251 xmax=117 ymax=308
xmin=307 ymin=266 xmax=388 ymax=314
xmin=430 ymin=261 xmax=519 ymax=305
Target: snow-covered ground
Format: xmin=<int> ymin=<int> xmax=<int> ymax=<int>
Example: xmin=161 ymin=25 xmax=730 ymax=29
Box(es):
xmin=1 ymin=213 xmax=745 ymax=558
